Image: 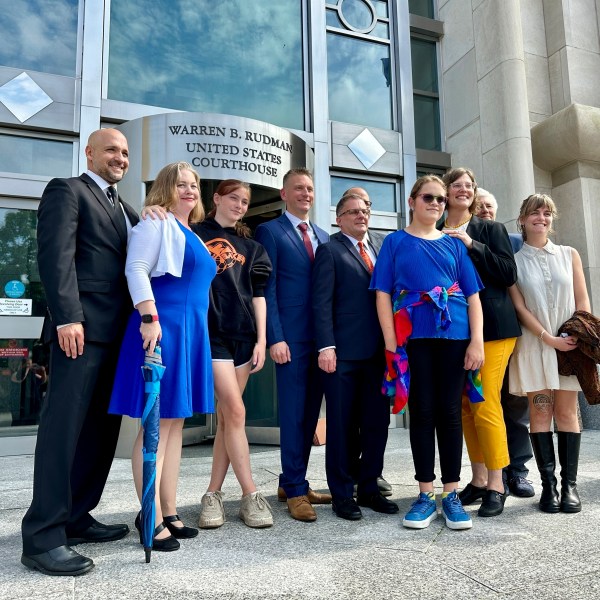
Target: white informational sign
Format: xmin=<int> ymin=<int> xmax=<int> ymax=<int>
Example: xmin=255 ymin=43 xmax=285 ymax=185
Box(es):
xmin=0 ymin=298 xmax=32 ymax=315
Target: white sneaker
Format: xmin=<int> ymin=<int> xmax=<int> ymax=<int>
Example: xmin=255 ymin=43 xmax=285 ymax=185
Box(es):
xmin=198 ymin=491 xmax=225 ymax=529
xmin=239 ymin=491 xmax=273 ymax=528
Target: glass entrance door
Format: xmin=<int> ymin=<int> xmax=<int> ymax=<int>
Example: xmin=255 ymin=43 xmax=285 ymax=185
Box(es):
xmin=0 ymin=202 xmax=45 ymax=455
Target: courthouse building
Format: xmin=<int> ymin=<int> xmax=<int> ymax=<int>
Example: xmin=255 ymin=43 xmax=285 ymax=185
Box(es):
xmin=1 ymin=0 xmax=599 ymax=454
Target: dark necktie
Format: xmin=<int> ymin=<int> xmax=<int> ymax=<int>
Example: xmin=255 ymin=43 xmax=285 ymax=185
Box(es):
xmin=297 ymin=222 xmax=314 ymax=262
xmin=106 ymin=186 xmax=117 ymax=209
xmin=357 ymin=241 xmax=374 ymax=273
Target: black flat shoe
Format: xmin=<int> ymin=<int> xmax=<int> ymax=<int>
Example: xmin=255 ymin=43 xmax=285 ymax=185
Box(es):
xmin=164 ymin=514 xmax=199 ymax=539
xmin=135 ymin=513 xmax=180 ymax=552
xmin=458 ymin=483 xmax=487 ymax=505
xmin=332 ymin=498 xmax=362 ymax=520
xmin=66 ymin=520 xmax=129 ymax=545
xmin=478 ymin=490 xmax=506 ymax=517
xmin=21 ymin=545 xmax=94 ymax=576
xmin=357 ymin=492 xmax=399 ymax=514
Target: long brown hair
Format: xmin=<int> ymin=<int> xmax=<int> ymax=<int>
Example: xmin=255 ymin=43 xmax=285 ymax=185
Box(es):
xmin=144 ymin=162 xmax=204 ymax=224
xmin=443 ymin=167 xmax=479 ymax=214
xmin=208 ymin=179 xmax=252 ymax=238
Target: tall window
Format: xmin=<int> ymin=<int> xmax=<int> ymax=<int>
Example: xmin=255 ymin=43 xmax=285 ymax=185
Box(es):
xmin=326 ymin=0 xmax=394 ymax=130
xmin=107 ymin=0 xmax=304 ymax=130
xmin=408 ymin=0 xmax=434 ymax=19
xmin=0 ymin=0 xmax=78 ymax=76
xmin=411 ymin=36 xmax=441 ymax=151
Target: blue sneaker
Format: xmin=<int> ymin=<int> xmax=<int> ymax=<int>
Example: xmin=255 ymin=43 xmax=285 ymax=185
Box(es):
xmin=402 ymin=492 xmax=437 ymax=529
xmin=442 ymin=490 xmax=473 ymax=530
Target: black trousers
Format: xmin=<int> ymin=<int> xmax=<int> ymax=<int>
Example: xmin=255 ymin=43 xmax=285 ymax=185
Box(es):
xmin=323 ymin=354 xmax=389 ymax=500
xmin=406 ymin=338 xmax=469 ymax=484
xmin=22 ymin=340 xmax=122 ymax=554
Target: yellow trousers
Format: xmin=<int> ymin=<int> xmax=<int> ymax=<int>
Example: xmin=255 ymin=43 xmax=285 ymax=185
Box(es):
xmin=462 ymin=338 xmax=516 ymax=470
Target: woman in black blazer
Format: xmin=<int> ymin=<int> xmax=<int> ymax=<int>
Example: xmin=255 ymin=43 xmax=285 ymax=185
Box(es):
xmin=441 ymin=167 xmax=521 ymax=517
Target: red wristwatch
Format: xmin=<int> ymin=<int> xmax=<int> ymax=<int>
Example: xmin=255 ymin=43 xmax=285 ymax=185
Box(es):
xmin=141 ymin=314 xmax=159 ymax=323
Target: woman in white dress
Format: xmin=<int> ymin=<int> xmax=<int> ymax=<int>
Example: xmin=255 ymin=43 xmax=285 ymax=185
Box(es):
xmin=509 ymin=194 xmax=590 ymax=513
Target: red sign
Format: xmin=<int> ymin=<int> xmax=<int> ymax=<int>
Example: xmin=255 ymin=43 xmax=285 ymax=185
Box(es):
xmin=0 ymin=348 xmax=29 ymax=358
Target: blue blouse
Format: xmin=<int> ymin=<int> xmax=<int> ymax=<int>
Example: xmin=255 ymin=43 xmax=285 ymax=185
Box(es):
xmin=370 ymin=230 xmax=483 ymax=340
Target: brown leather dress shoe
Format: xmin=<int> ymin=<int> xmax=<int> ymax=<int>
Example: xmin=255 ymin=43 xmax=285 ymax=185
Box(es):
xmin=278 ymin=487 xmax=332 ymax=504
xmin=287 ymin=495 xmax=317 ymax=522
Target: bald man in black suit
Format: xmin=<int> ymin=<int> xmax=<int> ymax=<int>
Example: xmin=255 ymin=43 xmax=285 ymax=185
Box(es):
xmin=21 ymin=129 xmax=139 ymax=576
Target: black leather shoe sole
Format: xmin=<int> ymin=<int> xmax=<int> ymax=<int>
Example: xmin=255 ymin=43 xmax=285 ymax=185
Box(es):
xmin=67 ymin=525 xmax=129 ymax=546
xmin=357 ymin=495 xmax=400 ymax=514
xmin=332 ymin=500 xmax=362 ymax=521
xmin=21 ymin=547 xmax=94 ymax=577
xmin=459 ymin=483 xmax=487 ymax=505
xmin=478 ymin=490 xmax=506 ymax=517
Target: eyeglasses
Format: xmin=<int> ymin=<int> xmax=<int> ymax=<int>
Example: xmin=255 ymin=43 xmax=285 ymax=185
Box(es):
xmin=338 ymin=208 xmax=371 ymax=217
xmin=417 ymin=193 xmax=447 ymax=205
xmin=450 ymin=182 xmax=475 ymax=190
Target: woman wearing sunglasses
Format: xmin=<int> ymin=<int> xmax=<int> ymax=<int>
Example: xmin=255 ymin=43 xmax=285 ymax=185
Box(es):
xmin=371 ymin=175 xmax=484 ymax=530
xmin=441 ymin=167 xmax=521 ymax=518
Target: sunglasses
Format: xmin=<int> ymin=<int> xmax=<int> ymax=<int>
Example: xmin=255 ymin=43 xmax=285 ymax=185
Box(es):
xmin=417 ymin=193 xmax=448 ymax=205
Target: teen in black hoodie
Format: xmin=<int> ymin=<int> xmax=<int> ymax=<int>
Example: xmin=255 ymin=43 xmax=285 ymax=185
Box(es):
xmin=193 ymin=180 xmax=273 ymax=529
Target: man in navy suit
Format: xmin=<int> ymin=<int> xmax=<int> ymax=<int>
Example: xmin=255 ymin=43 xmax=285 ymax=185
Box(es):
xmin=312 ymin=193 xmax=398 ymax=520
xmin=21 ymin=129 xmax=137 ymax=576
xmin=255 ymin=168 xmax=331 ymax=521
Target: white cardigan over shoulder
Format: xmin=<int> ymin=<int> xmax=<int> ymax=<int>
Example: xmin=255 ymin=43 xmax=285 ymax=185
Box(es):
xmin=125 ymin=212 xmax=189 ymax=307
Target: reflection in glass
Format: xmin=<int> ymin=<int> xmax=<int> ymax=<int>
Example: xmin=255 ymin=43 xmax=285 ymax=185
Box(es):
xmin=326 ymin=8 xmax=344 ymax=28
xmin=108 ymin=0 xmax=304 ymax=130
xmin=374 ymin=1 xmax=389 ymax=18
xmin=0 ymin=0 xmax=78 ymax=76
xmin=411 ymin=38 xmax=438 ymax=92
xmin=0 ymin=135 xmax=71 ymax=177
xmin=408 ymin=0 xmax=434 ymax=18
xmin=331 ymin=176 xmax=396 ymax=212
xmin=339 ymin=0 xmax=375 ymax=32
xmin=372 ymin=22 xmax=389 ymax=39
xmin=327 ymin=34 xmax=393 ymax=129
xmin=414 ymin=95 xmax=441 ymax=151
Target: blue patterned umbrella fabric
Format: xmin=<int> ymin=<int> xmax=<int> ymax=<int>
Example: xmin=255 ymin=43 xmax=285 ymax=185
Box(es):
xmin=141 ymin=344 xmax=166 ymax=563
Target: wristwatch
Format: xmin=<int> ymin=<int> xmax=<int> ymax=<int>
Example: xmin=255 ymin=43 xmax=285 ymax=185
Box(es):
xmin=141 ymin=314 xmax=159 ymax=323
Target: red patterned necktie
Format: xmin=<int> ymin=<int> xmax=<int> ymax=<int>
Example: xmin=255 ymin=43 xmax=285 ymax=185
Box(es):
xmin=357 ymin=241 xmax=374 ymax=273
xmin=297 ymin=222 xmax=314 ymax=261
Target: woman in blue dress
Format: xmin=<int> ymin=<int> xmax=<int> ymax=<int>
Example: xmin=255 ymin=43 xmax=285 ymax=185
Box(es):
xmin=109 ymin=162 xmax=216 ymax=551
xmin=371 ymin=175 xmax=484 ymax=531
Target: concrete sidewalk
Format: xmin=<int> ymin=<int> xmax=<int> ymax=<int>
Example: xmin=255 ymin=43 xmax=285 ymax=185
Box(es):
xmin=1 ymin=427 xmax=599 ymax=599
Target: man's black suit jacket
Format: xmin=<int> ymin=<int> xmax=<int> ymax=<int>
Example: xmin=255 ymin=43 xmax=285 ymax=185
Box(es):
xmin=312 ymin=230 xmax=384 ymax=361
xmin=37 ymin=173 xmax=139 ymax=345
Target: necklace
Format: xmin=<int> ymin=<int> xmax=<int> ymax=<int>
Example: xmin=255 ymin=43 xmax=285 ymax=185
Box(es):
xmin=444 ymin=215 xmax=472 ymax=229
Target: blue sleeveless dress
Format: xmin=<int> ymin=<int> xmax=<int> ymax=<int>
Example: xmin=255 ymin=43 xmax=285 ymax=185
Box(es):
xmin=109 ymin=223 xmax=217 ymax=418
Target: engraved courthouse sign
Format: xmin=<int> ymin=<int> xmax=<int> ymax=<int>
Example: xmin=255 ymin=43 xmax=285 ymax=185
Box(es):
xmin=117 ymin=113 xmax=314 ymax=203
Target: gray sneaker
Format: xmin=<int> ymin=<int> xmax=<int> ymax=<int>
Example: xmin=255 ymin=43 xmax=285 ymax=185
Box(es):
xmin=239 ymin=491 xmax=273 ymax=528
xmin=198 ymin=491 xmax=225 ymax=529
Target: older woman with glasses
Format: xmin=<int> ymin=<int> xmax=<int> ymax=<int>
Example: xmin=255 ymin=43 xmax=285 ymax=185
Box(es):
xmin=441 ymin=167 xmax=521 ymax=518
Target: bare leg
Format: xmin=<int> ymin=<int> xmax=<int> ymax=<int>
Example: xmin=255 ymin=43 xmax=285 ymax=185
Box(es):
xmin=160 ymin=418 xmax=185 ymax=527
xmin=469 ymin=462 xmax=487 ymax=488
xmin=131 ymin=418 xmax=176 ymax=540
xmin=528 ymin=390 xmax=554 ymax=432
xmin=208 ymin=362 xmax=255 ymax=495
xmin=553 ymin=390 xmax=580 ymax=432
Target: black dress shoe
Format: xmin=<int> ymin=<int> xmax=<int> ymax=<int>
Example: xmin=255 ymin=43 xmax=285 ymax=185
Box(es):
xmin=135 ymin=513 xmax=180 ymax=552
xmin=377 ymin=476 xmax=393 ymax=497
xmin=67 ymin=520 xmax=129 ymax=545
xmin=478 ymin=490 xmax=506 ymax=517
xmin=357 ymin=492 xmax=400 ymax=514
xmin=332 ymin=498 xmax=362 ymax=521
xmin=508 ymin=476 xmax=535 ymax=498
xmin=21 ymin=545 xmax=94 ymax=576
xmin=164 ymin=514 xmax=199 ymax=539
xmin=458 ymin=483 xmax=487 ymax=505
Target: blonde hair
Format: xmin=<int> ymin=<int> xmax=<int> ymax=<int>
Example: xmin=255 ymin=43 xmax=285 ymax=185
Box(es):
xmin=145 ymin=162 xmax=205 ymax=224
xmin=517 ymin=193 xmax=558 ymax=240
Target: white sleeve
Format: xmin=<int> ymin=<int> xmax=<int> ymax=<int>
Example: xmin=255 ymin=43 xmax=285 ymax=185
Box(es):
xmin=125 ymin=218 xmax=162 ymax=307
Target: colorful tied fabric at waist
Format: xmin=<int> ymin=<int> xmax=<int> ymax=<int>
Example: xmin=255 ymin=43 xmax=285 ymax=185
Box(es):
xmin=381 ymin=282 xmax=484 ymax=414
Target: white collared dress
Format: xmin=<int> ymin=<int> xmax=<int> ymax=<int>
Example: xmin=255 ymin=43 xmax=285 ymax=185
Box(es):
xmin=509 ymin=240 xmax=581 ymax=394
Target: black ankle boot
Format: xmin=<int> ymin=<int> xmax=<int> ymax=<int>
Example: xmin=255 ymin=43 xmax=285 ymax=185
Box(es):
xmin=530 ymin=432 xmax=560 ymax=513
xmin=557 ymin=431 xmax=582 ymax=513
